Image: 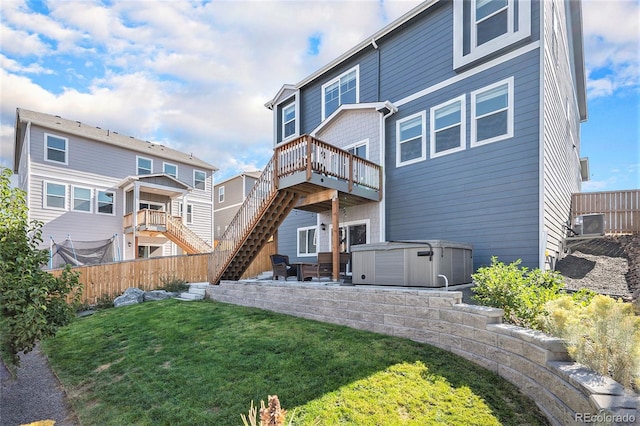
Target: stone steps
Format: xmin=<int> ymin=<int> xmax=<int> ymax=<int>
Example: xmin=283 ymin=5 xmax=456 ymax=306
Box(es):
xmin=175 ymin=283 xmax=208 ymax=301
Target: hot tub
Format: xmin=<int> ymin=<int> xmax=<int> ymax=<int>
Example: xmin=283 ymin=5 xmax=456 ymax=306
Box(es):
xmin=351 ymin=240 xmax=473 ymax=287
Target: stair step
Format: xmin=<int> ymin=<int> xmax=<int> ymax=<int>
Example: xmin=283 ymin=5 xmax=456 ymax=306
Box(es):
xmin=176 ymin=292 xmax=204 ymax=301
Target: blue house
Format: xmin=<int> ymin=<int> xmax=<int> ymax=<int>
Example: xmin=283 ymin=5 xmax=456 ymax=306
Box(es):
xmin=261 ymin=0 xmax=588 ymax=273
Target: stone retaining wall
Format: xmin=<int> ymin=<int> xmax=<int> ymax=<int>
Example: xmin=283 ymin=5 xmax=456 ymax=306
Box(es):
xmin=205 ymin=281 xmax=639 ymax=425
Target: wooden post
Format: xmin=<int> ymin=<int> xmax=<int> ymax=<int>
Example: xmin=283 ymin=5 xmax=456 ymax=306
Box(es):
xmin=332 ymin=192 xmax=339 ymax=281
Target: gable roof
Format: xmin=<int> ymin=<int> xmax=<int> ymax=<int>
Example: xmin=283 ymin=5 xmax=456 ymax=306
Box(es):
xmin=14 ymin=108 xmax=218 ymax=172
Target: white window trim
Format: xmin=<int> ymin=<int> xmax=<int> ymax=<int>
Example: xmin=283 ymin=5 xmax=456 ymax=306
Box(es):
xmin=396 ymin=111 xmax=427 ymax=167
xmin=179 ymin=202 xmax=194 ymax=225
xmin=281 ymin=102 xmax=297 ymax=141
xmin=218 ymin=186 xmax=225 ymax=203
xmin=297 ymin=225 xmax=318 ymax=257
xmin=321 ymin=65 xmax=360 ymax=121
xmin=453 ymin=0 xmax=531 ymax=69
xmin=430 ymin=94 xmax=466 ymax=159
xmin=44 ymin=133 xmax=69 ymax=165
xmin=96 ymin=189 xmax=116 ymax=216
xmin=71 ymin=185 xmax=93 ymax=214
xmin=471 ymin=76 xmax=514 ymax=147
xmin=163 ymin=162 xmax=178 ymax=178
xmin=137 ymin=156 xmax=153 ymax=175
xmin=345 ymin=138 xmax=369 ymax=159
xmin=193 ymin=169 xmax=206 ymax=191
xmin=43 ymin=181 xmax=67 ymax=211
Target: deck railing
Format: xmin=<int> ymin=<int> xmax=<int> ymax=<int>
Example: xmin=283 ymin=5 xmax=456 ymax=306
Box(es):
xmin=572 ymin=190 xmax=640 ymax=234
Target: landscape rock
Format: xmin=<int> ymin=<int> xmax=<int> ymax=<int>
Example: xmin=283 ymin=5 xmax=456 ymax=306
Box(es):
xmin=113 ymin=287 xmax=145 ymax=307
xmin=143 ymin=290 xmax=177 ymax=301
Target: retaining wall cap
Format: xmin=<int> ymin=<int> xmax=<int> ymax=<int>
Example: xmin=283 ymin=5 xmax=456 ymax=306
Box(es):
xmin=509 ymin=328 xmax=567 ymax=351
xmin=549 ymin=361 xmax=627 ymax=396
xmin=454 ymin=303 xmax=504 ymax=317
xmin=590 ymin=393 xmax=640 ymax=411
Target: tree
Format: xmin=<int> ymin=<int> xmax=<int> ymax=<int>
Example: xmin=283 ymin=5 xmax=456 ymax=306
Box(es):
xmin=0 ymin=167 xmax=82 ymax=368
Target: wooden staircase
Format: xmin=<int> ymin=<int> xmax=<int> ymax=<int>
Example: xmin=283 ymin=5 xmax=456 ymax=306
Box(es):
xmin=164 ymin=215 xmax=213 ymax=254
xmin=208 ymin=135 xmax=382 ymax=284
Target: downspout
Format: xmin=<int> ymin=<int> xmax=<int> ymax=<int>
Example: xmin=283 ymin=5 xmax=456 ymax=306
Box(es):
xmin=379 ymin=101 xmax=398 ymax=243
xmin=538 ymin=0 xmax=546 ymax=270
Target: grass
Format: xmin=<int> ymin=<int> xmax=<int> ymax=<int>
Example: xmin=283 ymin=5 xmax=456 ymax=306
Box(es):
xmin=41 ymin=299 xmax=549 ymax=425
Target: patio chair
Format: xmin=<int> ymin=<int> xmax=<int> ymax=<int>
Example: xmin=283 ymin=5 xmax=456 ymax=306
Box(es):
xmin=270 ymin=254 xmax=298 ymax=281
xmin=301 ymin=252 xmax=350 ymax=281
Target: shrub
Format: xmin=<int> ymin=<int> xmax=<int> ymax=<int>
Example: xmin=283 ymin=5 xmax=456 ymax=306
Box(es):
xmin=471 ymin=257 xmax=565 ymax=330
xmin=159 ymin=275 xmax=189 ymax=293
xmin=543 ymin=294 xmax=640 ymax=390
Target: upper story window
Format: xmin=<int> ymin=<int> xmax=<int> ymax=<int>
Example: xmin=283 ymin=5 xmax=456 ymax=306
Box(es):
xmin=322 ymin=66 xmax=359 ymax=120
xmin=346 ymin=140 xmax=368 ymax=159
xmin=137 ymin=156 xmax=152 ymax=175
xmin=396 ymin=112 xmax=426 ymax=167
xmin=45 ymin=134 xmax=68 ymax=165
xmin=194 ymin=170 xmax=206 ymax=190
xmin=163 ymin=162 xmax=177 ymax=178
xmin=282 ymin=103 xmax=296 ymax=140
xmin=430 ymin=95 xmax=466 ymax=158
xmin=454 ymin=0 xmax=531 ymax=69
xmin=72 ymin=186 xmax=92 ymax=213
xmin=218 ymin=186 xmax=225 ymax=203
xmin=179 ymin=203 xmax=193 ymax=224
xmin=471 ymin=77 xmax=514 ymax=147
xmin=44 ymin=181 xmax=66 ymax=210
xmin=97 ymin=190 xmax=115 ymax=215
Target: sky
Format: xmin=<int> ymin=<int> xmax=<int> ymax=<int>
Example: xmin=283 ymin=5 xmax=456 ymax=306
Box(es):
xmin=0 ymin=0 xmax=638 ymax=191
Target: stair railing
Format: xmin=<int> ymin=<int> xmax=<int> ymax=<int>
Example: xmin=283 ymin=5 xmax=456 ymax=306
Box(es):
xmin=165 ymin=214 xmax=213 ymax=253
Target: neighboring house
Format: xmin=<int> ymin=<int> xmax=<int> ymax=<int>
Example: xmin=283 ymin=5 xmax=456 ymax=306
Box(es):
xmin=13 ymin=108 xmax=217 ymax=264
xmin=213 ymin=171 xmax=261 ymax=242
xmin=264 ymin=0 xmax=588 ymax=271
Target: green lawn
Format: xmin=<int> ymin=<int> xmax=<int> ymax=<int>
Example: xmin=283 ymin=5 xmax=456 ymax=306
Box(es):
xmin=42 ymin=299 xmax=549 ymax=425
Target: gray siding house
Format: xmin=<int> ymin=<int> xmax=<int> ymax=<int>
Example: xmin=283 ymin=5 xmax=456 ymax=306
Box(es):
xmin=265 ymin=0 xmax=587 ymax=270
xmin=213 ymin=171 xmax=261 ymax=242
xmin=13 ymin=108 xmax=217 ymax=263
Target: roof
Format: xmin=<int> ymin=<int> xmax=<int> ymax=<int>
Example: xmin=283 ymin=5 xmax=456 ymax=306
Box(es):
xmin=14 ymin=108 xmax=218 ymax=172
xmin=215 ymin=170 xmax=263 ymax=187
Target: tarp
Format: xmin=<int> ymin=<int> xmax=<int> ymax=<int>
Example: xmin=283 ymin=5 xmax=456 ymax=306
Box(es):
xmin=50 ymin=236 xmax=117 ymax=269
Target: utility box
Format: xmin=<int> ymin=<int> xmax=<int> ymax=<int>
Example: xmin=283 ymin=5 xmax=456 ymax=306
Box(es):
xmin=351 ymin=241 xmax=473 ymax=287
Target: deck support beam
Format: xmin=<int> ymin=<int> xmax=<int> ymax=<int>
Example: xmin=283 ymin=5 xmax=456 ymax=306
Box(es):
xmin=332 ymin=192 xmax=339 ymax=281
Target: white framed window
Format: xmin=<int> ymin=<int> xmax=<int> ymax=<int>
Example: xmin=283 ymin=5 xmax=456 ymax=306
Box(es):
xmin=282 ymin=103 xmax=296 ymax=140
xmin=163 ymin=162 xmax=178 ymax=178
xmin=396 ymin=111 xmax=427 ymax=167
xmin=218 ymin=186 xmax=225 ymax=203
xmin=139 ymin=202 xmax=164 ymax=211
xmin=297 ymin=226 xmax=317 ymax=257
xmin=346 ymin=139 xmax=368 ymax=159
xmin=193 ymin=170 xmax=206 ymax=190
xmin=321 ymin=65 xmax=359 ymax=120
xmin=72 ymin=186 xmax=92 ymax=213
xmin=179 ymin=203 xmax=193 ymax=224
xmin=44 ymin=133 xmax=68 ymax=165
xmin=137 ymin=156 xmax=152 ymax=175
xmin=430 ymin=95 xmax=466 ymax=158
xmin=453 ymin=0 xmax=531 ymax=69
xmin=471 ymin=77 xmax=514 ymax=147
xmin=44 ymin=181 xmax=67 ymax=210
xmin=96 ymin=190 xmax=115 ymax=215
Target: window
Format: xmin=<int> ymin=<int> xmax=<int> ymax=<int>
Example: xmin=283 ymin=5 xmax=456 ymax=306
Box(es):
xmin=282 ymin=103 xmax=296 ymax=139
xmin=72 ymin=186 xmax=92 ymax=212
xmin=346 ymin=140 xmax=368 ymax=159
xmin=297 ymin=226 xmax=317 ymax=257
xmin=179 ymin=203 xmax=193 ymax=224
xmin=97 ymin=190 xmax=115 ymax=215
xmin=137 ymin=156 xmax=152 ymax=175
xmin=322 ymin=66 xmax=359 ymax=120
xmin=45 ymin=134 xmax=68 ymax=164
xmin=163 ymin=162 xmax=177 ymax=178
xmin=396 ymin=112 xmax=426 ymax=167
xmin=45 ymin=182 xmax=66 ymax=210
xmin=218 ymin=186 xmax=225 ymax=203
xmin=194 ymin=170 xmax=206 ymax=190
xmin=471 ymin=77 xmax=513 ymax=147
xmin=430 ymin=95 xmax=466 ymax=158
xmin=139 ymin=202 xmax=163 ymax=211
xmin=453 ymin=0 xmax=531 ymax=69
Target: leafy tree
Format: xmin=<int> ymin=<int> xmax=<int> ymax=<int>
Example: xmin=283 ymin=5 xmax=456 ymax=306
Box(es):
xmin=0 ymin=167 xmax=82 ymax=368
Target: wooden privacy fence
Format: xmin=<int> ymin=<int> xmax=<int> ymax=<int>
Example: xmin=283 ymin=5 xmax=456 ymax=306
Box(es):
xmin=572 ymin=190 xmax=639 ymax=234
xmin=49 ymin=241 xmax=275 ymax=305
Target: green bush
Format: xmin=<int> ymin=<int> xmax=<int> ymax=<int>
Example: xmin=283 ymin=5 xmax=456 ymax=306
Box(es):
xmin=471 ymin=257 xmax=566 ymax=330
xmin=159 ymin=275 xmax=189 ymax=293
xmin=542 ymin=295 xmax=640 ymax=390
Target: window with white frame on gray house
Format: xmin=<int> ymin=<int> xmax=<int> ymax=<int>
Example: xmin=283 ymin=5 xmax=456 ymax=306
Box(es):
xmin=471 ymin=77 xmax=513 ymax=147
xmin=194 ymin=170 xmax=206 ymax=190
xmin=297 ymin=226 xmax=317 ymax=256
xmin=137 ymin=156 xmax=152 ymax=175
xmin=322 ymin=66 xmax=358 ymax=119
xmin=72 ymin=186 xmax=92 ymax=212
xmin=282 ymin=103 xmax=296 ymax=139
xmin=396 ymin=112 xmax=426 ymax=167
xmin=45 ymin=134 xmax=68 ymax=164
xmin=97 ymin=190 xmax=115 ymax=215
xmin=218 ymin=186 xmax=225 ymax=203
xmin=45 ymin=182 xmax=66 ymax=209
xmin=179 ymin=202 xmax=193 ymax=224
xmin=346 ymin=140 xmax=367 ymax=159
xmin=163 ymin=162 xmax=177 ymax=178
xmin=430 ymin=95 xmax=466 ymax=158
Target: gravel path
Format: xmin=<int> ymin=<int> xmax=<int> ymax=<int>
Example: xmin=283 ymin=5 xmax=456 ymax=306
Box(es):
xmin=0 ymin=344 xmax=77 ymax=426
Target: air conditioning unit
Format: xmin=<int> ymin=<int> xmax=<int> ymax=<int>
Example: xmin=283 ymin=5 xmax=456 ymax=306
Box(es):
xmin=578 ymin=214 xmax=605 ymax=236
